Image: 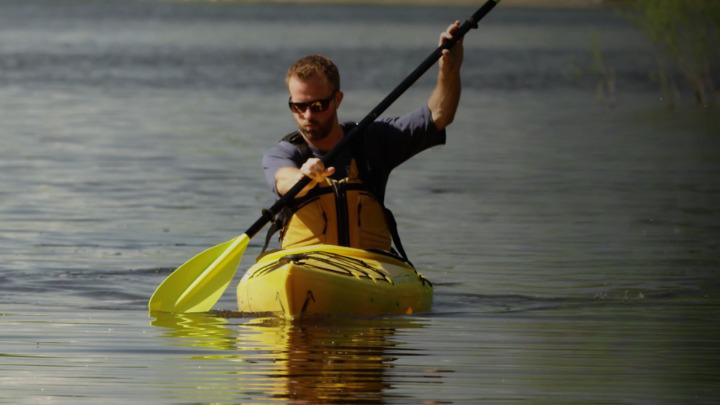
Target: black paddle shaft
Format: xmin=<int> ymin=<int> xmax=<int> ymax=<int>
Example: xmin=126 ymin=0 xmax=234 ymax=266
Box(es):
xmin=245 ymin=0 xmax=501 ymax=239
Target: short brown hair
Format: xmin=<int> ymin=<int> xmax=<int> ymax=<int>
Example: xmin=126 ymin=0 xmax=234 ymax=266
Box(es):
xmin=286 ymin=55 xmax=340 ymax=94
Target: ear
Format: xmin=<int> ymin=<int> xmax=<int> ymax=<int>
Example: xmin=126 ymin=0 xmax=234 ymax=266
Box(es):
xmin=335 ymin=91 xmax=344 ymax=108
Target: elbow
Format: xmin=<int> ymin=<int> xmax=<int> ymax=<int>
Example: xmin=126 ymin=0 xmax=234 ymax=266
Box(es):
xmin=428 ymin=89 xmax=460 ymax=130
xmin=431 ymin=110 xmax=455 ymax=131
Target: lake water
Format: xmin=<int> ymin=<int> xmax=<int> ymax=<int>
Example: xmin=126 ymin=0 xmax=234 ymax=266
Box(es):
xmin=1 ymin=0 xmax=719 ymax=403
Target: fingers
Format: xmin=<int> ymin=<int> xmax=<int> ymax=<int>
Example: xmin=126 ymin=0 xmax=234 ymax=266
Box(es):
xmin=298 ymin=158 xmax=335 ymax=183
xmin=439 ymin=20 xmax=464 ymax=70
xmin=439 ymin=21 xmax=462 ymax=46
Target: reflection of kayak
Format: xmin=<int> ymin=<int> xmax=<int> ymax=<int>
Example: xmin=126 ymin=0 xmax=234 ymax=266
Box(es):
xmin=151 ymin=312 xmax=427 ymax=402
xmin=236 ymin=245 xmax=433 ymax=319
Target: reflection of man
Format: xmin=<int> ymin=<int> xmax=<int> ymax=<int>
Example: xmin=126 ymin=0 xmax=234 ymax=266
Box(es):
xmin=262 ymin=22 xmax=464 ymax=256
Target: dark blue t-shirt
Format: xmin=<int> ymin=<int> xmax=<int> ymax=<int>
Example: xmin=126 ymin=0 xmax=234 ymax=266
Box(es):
xmin=262 ymin=105 xmax=446 ymax=202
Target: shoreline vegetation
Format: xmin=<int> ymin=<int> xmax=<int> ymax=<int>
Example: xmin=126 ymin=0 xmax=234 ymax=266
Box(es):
xmin=598 ymin=0 xmax=719 ymax=109
xmin=175 ymin=0 xmax=717 ymax=108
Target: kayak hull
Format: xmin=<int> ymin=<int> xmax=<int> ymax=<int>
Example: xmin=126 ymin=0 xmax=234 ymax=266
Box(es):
xmin=236 ymin=245 xmax=432 ymax=319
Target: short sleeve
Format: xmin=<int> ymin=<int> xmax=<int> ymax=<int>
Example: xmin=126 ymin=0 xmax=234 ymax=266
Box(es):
xmin=365 ymin=105 xmax=446 ymax=170
xmin=262 ymin=141 xmax=303 ymax=195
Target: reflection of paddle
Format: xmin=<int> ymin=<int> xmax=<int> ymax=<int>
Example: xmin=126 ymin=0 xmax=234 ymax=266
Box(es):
xmin=151 ymin=311 xmax=236 ymax=352
xmin=148 ymin=0 xmax=503 ymax=314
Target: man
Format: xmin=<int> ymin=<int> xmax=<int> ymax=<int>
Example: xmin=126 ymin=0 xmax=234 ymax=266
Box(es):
xmin=262 ymin=22 xmax=463 ymax=257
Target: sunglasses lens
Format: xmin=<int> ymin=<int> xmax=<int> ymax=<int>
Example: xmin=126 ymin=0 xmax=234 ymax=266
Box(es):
xmin=309 ymin=101 xmax=326 ymax=113
xmin=289 ymin=95 xmax=333 ymax=114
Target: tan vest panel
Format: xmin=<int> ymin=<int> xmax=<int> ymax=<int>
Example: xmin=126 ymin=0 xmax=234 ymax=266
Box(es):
xmin=281 ymin=160 xmax=392 ymax=251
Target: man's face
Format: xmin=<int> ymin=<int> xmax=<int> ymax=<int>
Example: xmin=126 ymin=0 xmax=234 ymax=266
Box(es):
xmin=287 ymin=74 xmax=342 ymax=143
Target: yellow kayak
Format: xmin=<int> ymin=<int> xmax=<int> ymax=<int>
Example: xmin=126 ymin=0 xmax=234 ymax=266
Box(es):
xmin=236 ymin=245 xmax=432 ymax=319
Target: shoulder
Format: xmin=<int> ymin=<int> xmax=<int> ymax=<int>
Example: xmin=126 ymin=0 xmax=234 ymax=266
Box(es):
xmin=263 ymin=140 xmax=304 ymax=164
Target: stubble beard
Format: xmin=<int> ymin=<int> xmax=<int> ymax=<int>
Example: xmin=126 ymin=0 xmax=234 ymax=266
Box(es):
xmin=298 ymin=114 xmax=335 ymax=143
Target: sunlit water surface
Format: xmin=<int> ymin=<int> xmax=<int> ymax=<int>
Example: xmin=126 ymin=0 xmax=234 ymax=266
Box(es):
xmin=1 ymin=0 xmax=718 ymax=403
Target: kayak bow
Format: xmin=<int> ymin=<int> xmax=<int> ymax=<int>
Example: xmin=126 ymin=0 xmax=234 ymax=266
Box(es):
xmin=236 ymin=245 xmax=433 ymax=319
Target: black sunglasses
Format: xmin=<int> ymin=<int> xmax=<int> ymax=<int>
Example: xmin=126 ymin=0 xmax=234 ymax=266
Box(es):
xmin=288 ymin=94 xmax=336 ymax=114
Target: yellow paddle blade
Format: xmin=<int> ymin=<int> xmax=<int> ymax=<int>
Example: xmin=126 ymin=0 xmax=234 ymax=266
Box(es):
xmin=148 ymin=234 xmax=250 ymax=314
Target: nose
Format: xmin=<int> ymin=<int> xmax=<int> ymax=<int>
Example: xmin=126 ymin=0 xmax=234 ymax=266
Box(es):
xmin=301 ymin=107 xmax=315 ymax=119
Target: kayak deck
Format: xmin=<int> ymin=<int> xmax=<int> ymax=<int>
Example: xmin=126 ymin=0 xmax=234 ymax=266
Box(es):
xmin=236 ymin=245 xmax=433 ymax=319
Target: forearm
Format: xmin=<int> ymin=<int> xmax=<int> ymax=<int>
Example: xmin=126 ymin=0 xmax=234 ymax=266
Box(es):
xmin=428 ymin=68 xmax=461 ymax=130
xmin=428 ymin=21 xmax=464 ymax=131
